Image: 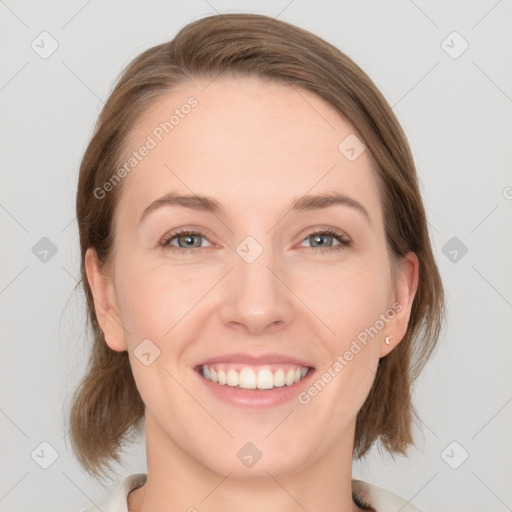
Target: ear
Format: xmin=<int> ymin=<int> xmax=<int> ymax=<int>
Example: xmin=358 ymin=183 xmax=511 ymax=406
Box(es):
xmin=84 ymin=247 xmax=128 ymax=352
xmin=379 ymin=251 xmax=419 ymax=358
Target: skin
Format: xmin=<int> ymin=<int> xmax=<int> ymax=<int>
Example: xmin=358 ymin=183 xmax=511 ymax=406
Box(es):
xmin=86 ymin=76 xmax=418 ymax=512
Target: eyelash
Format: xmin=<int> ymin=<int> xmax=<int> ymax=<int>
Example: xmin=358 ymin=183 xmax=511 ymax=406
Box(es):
xmin=159 ymin=227 xmax=352 ymax=255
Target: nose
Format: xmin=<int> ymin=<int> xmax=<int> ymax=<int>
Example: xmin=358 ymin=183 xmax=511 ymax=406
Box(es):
xmin=219 ymin=246 xmax=295 ymax=336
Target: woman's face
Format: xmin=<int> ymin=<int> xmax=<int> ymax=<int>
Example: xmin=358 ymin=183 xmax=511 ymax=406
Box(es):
xmin=87 ymin=76 xmax=418 ymax=479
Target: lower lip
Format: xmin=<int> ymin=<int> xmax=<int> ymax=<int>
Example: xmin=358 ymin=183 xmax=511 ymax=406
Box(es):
xmin=195 ymin=368 xmax=315 ymax=410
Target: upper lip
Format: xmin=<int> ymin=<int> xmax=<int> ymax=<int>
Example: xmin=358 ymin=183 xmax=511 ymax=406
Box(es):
xmin=195 ymin=353 xmax=314 ymax=369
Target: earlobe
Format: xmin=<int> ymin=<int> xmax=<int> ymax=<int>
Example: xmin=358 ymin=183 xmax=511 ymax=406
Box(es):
xmin=380 ymin=252 xmax=420 ymax=358
xmin=84 ymin=247 xmax=128 ymax=352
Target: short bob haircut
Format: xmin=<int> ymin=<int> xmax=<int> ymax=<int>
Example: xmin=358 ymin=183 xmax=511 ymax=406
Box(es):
xmin=68 ymin=12 xmax=445 ymax=481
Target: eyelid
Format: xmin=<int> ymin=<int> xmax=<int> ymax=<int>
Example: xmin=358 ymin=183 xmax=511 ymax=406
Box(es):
xmin=295 ymin=225 xmax=351 ymax=245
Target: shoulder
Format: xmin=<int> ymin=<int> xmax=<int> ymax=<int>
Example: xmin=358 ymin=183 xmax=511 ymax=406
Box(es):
xmin=78 ymin=473 xmax=147 ymax=512
xmin=352 ymin=479 xmax=423 ymax=512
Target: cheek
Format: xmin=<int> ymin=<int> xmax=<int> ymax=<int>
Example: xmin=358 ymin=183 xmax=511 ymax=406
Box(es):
xmin=315 ymin=261 xmax=389 ymax=410
xmin=318 ymin=350 xmax=378 ymax=430
xmin=295 ymin=257 xmax=390 ymax=339
xmin=117 ymin=265 xmax=203 ymax=404
xmin=115 ymin=258 xmax=212 ymax=338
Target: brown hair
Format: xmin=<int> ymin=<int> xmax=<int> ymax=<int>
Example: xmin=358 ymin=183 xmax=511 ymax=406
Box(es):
xmin=68 ymin=12 xmax=445 ymax=481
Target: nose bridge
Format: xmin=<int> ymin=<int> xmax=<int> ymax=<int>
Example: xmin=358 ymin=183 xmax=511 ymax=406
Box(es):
xmin=220 ymin=233 xmax=294 ymax=335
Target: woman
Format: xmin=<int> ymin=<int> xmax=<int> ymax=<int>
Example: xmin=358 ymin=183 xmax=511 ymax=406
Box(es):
xmin=70 ymin=13 xmax=445 ymax=512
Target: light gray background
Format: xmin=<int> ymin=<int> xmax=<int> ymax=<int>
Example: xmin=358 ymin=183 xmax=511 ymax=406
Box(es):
xmin=1 ymin=1 xmax=511 ymax=511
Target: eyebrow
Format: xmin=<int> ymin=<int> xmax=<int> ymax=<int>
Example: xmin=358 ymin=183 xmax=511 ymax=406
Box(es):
xmin=139 ymin=191 xmax=371 ymax=224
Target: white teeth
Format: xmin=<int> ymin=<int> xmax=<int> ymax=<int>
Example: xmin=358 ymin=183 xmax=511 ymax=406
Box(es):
xmin=226 ymin=369 xmax=239 ymax=387
xmin=273 ymin=369 xmax=285 ymax=387
xmin=256 ymin=368 xmax=274 ymax=390
xmin=239 ymin=367 xmax=257 ymax=389
xmin=200 ymin=364 xmax=310 ymax=390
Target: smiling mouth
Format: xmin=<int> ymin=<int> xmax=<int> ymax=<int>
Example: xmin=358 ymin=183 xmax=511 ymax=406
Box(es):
xmin=196 ymin=363 xmax=312 ymax=390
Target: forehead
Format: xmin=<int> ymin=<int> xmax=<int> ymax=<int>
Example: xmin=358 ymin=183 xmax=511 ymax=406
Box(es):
xmin=116 ymin=75 xmax=381 ymax=224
